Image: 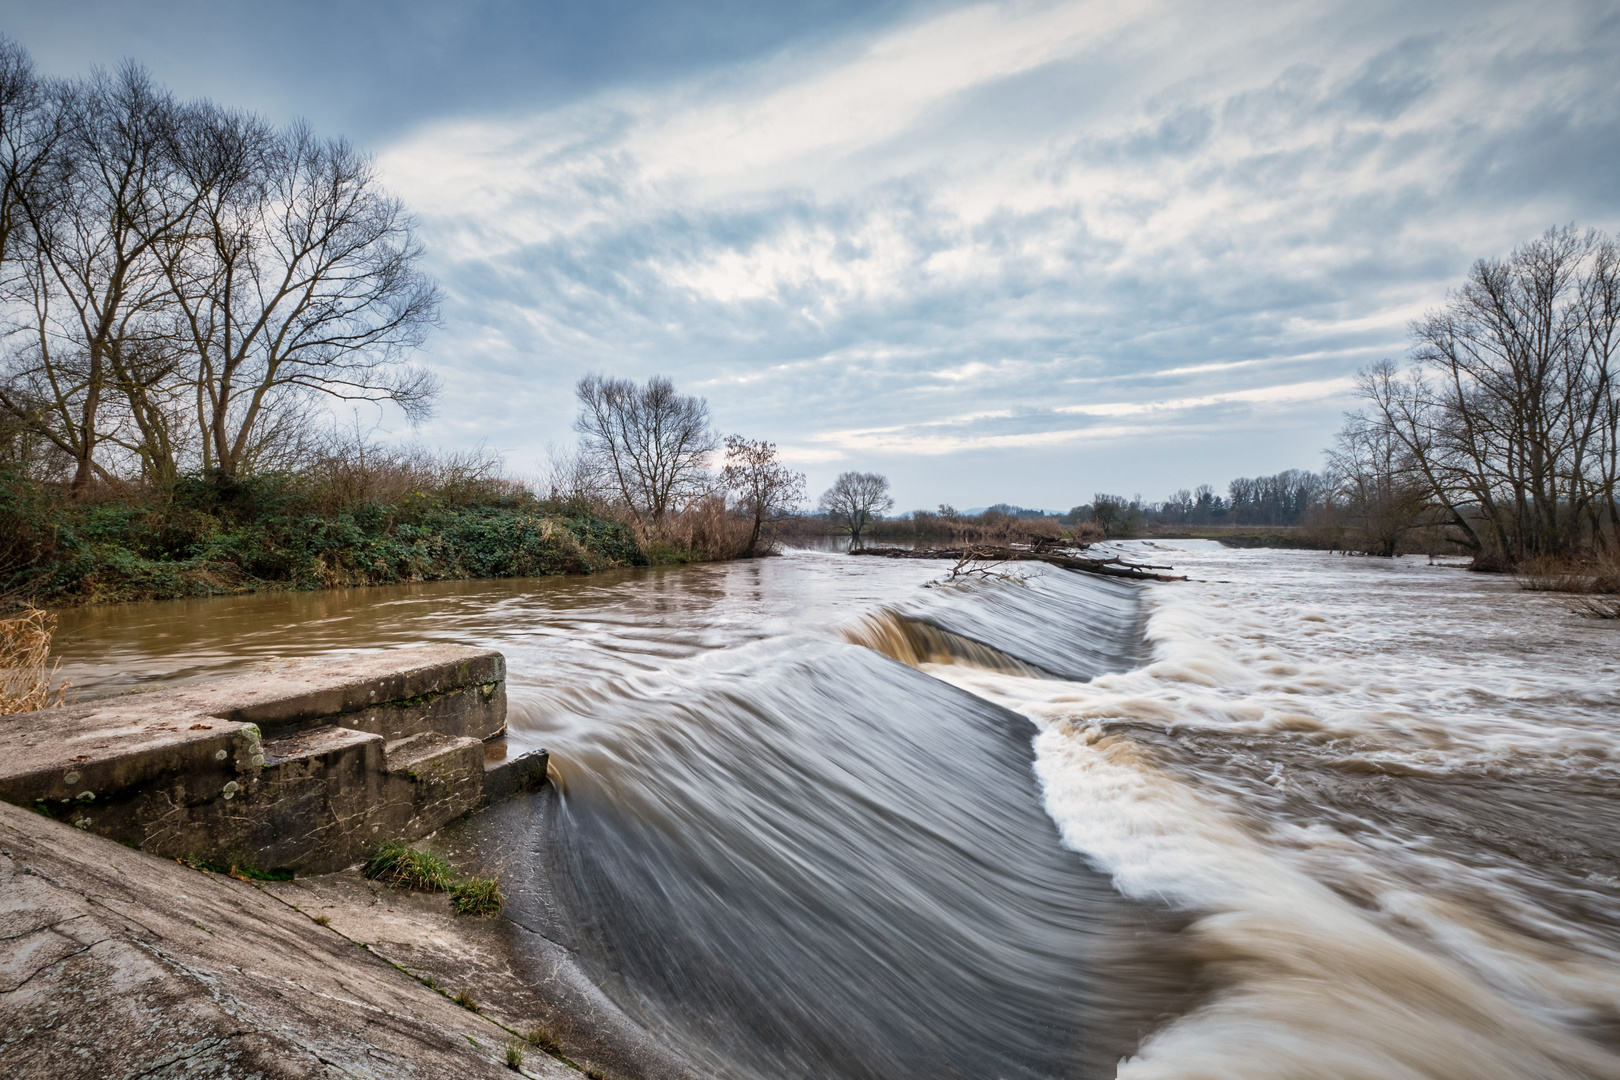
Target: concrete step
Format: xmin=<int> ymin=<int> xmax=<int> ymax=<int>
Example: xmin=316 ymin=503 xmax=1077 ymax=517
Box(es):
xmin=481 ymin=739 xmax=551 ymax=803
xmin=0 ymin=646 xmax=510 ymax=874
xmin=385 ymin=730 xmax=483 ymax=777
xmin=261 ymin=724 xmax=381 ymax=769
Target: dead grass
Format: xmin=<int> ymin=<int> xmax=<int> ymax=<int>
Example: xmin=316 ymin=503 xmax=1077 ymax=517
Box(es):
xmin=647 ymin=496 xmax=755 ymax=562
xmin=1514 ymin=553 xmax=1620 ymax=617
xmin=1515 ymin=556 xmax=1591 ymax=592
xmin=1515 ymin=552 xmax=1620 ymax=596
xmin=0 ymin=607 xmax=68 ymax=715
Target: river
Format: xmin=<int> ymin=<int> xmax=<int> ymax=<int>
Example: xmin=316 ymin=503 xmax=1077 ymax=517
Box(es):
xmin=48 ymin=542 xmax=1620 ymax=1079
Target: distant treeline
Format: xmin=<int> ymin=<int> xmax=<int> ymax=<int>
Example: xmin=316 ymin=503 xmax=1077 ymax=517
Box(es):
xmin=881 ymin=228 xmax=1620 ymax=569
xmin=1076 ymin=470 xmax=1327 ymax=533
xmin=862 ymin=472 xmax=1330 ymax=545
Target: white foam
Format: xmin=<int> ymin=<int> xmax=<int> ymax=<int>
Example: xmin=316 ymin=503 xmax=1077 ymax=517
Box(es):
xmin=924 ymin=546 xmax=1620 ymax=1078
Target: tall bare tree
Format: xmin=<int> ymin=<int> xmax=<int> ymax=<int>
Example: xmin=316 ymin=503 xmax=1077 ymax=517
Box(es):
xmin=1327 ymin=409 xmax=1431 ymax=556
xmin=574 ymin=374 xmax=717 ymax=532
xmin=720 ymin=435 xmax=805 ymax=555
xmin=818 ymin=470 xmax=893 ymax=545
xmin=3 ymin=64 xmax=203 ymax=491
xmin=0 ymin=37 xmax=57 ymax=295
xmin=165 ymin=119 xmax=440 ymax=479
xmin=1344 ymin=226 xmax=1620 ymax=563
xmin=0 ymin=41 xmax=442 ymax=491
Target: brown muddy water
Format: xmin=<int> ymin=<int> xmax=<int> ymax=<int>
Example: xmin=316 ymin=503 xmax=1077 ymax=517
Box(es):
xmin=48 ymin=543 xmax=1620 ymax=1079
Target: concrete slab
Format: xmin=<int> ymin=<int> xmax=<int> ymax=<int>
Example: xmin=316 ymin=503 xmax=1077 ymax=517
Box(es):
xmin=0 ymin=646 xmax=510 ymax=874
xmin=0 ymin=800 xmax=578 ymax=1079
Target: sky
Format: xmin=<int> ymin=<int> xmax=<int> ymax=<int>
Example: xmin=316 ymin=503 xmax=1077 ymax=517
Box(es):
xmin=6 ymin=0 xmax=1620 ymax=511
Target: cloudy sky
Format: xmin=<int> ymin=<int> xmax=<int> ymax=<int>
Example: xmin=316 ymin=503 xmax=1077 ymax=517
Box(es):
xmin=8 ymin=0 xmax=1620 ymax=510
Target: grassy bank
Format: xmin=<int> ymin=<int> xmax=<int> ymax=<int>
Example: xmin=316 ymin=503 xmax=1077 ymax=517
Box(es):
xmin=0 ymin=470 xmax=645 ymax=609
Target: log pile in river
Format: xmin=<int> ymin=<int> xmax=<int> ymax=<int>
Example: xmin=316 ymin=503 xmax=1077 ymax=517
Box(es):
xmin=848 ymin=544 xmax=1185 ymax=581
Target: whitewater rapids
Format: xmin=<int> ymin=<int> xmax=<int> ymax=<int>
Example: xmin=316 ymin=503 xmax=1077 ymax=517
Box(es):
xmin=890 ymin=541 xmax=1620 ymax=1080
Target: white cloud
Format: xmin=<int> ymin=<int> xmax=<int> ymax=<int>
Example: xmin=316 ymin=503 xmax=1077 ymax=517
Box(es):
xmin=377 ymin=0 xmax=1620 ymax=504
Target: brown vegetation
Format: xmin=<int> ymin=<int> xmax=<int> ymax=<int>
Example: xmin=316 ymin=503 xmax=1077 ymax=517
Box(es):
xmin=721 ymin=435 xmax=805 ymax=556
xmin=0 ymin=606 xmax=67 ymax=713
xmin=1515 ymin=552 xmax=1620 ymax=617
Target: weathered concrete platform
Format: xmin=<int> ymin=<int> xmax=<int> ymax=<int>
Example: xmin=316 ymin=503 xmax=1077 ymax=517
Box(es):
xmin=0 ymin=646 xmax=531 ymax=873
xmin=0 ymin=800 xmax=577 ymax=1079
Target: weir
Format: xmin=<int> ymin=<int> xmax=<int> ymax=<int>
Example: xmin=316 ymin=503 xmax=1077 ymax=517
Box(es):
xmin=0 ymin=646 xmax=546 ymax=873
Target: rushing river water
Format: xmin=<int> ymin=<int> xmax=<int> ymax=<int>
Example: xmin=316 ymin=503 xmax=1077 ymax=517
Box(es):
xmin=49 ymin=543 xmax=1620 ymax=1079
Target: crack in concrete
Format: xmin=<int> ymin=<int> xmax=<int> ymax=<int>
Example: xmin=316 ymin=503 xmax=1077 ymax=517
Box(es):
xmin=0 ymin=913 xmax=91 ymax=943
xmin=0 ymin=936 xmax=111 ymax=995
xmin=123 ymin=1033 xmax=249 ymax=1080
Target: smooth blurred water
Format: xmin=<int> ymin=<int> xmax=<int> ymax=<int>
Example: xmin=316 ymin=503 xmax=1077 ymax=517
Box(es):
xmin=47 ymin=544 xmax=1620 ymax=1078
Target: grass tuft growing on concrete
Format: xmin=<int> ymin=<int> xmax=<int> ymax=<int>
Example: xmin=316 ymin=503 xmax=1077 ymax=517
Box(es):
xmin=505 ymin=1039 xmax=526 ymax=1070
xmin=450 ymin=875 xmax=504 ymax=917
xmin=453 ymin=988 xmax=477 ymax=1011
xmin=364 ymin=841 xmax=455 ymax=891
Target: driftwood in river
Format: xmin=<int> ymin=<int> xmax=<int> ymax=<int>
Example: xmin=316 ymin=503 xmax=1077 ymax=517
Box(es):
xmin=848 ymin=545 xmax=1185 ymax=582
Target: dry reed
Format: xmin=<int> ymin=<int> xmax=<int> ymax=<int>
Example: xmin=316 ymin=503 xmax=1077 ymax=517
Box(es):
xmin=1515 ymin=552 xmax=1620 ymax=596
xmin=1 ymin=607 xmax=68 ymax=714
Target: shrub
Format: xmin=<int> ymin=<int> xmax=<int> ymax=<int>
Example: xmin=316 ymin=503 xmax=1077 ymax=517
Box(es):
xmin=1516 ymin=552 xmax=1620 ymax=597
xmin=0 ymin=470 xmax=647 ymax=608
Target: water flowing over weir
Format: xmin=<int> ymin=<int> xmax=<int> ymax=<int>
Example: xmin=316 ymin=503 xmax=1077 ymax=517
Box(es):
xmin=47 ymin=545 xmax=1620 ymax=1078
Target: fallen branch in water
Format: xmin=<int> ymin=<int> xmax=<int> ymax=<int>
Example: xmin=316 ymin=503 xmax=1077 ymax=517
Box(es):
xmin=849 ymin=545 xmax=1184 ymax=581
xmin=941 ymin=546 xmax=1026 ymax=584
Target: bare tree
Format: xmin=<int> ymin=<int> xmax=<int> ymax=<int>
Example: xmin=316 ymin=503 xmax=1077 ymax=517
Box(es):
xmin=1327 ymin=409 xmax=1432 ymax=556
xmin=574 ymin=373 xmax=717 ymax=533
xmin=720 ymin=435 xmax=805 ymax=555
xmin=1348 ymin=227 xmax=1620 ymax=564
xmin=0 ymin=36 xmax=58 ymax=293
xmin=0 ymin=40 xmax=441 ymax=491
xmin=818 ymin=470 xmax=893 ymax=545
xmin=165 ymin=118 xmax=440 ymax=479
xmin=1 ymin=64 xmax=204 ymax=492
xmin=540 ymin=441 xmax=607 ymax=507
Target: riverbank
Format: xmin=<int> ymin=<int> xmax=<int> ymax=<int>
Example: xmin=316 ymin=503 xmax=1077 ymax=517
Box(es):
xmin=0 ymin=471 xmax=645 ymax=609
